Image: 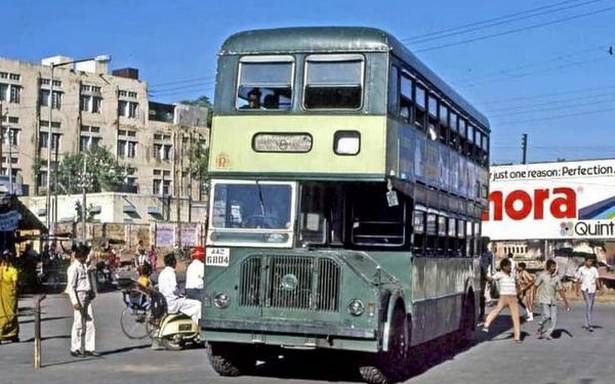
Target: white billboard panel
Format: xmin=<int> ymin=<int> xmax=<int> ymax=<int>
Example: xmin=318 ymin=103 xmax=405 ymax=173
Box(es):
xmin=482 ymin=159 xmax=615 ymax=240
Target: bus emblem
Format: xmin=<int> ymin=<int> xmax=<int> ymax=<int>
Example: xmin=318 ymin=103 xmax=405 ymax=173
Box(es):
xmin=216 ymin=153 xmax=230 ymax=169
xmin=281 ymin=274 xmax=298 ymax=290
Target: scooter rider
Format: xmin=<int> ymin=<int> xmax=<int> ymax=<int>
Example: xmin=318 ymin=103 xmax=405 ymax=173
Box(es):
xmin=185 ymin=246 xmax=205 ymax=300
xmin=158 ymin=253 xmax=201 ymax=324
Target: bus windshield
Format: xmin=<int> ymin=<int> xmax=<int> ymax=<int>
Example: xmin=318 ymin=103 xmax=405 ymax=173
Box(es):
xmin=209 ymin=181 xmax=296 ymax=247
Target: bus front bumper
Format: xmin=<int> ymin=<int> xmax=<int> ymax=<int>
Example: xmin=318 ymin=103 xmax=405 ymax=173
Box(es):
xmin=202 ymin=319 xmax=379 ymax=352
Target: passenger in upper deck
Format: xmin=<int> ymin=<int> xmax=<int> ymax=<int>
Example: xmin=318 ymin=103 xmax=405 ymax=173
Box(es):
xmin=241 ymin=88 xmax=262 ymax=109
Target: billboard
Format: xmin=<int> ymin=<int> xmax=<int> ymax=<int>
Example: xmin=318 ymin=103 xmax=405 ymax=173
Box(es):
xmin=482 ymin=159 xmax=615 ymax=240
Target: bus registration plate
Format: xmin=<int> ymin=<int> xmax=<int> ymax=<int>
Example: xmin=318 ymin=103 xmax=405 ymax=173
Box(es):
xmin=205 ymin=247 xmax=230 ymax=267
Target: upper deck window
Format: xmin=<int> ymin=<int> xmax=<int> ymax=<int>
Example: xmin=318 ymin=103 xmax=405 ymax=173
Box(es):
xmin=304 ymin=54 xmax=363 ymax=110
xmin=237 ymin=56 xmax=293 ymax=111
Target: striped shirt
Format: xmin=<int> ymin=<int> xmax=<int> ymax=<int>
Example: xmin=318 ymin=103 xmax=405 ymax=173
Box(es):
xmin=493 ymin=271 xmax=517 ymax=296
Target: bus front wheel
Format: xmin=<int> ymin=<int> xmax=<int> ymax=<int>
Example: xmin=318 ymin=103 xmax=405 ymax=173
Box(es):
xmin=207 ymin=342 xmax=255 ymax=377
xmin=358 ymin=306 xmax=409 ymax=384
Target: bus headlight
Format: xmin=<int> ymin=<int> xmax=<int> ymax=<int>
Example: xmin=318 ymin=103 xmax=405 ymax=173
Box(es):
xmin=334 ymin=131 xmax=360 ymax=155
xmin=213 ymin=292 xmax=230 ymax=309
xmin=348 ymin=299 xmax=365 ymax=316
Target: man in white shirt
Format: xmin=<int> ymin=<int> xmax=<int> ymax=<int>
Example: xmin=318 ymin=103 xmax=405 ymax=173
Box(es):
xmin=158 ymin=253 xmax=201 ymax=324
xmin=65 ymin=244 xmax=97 ymax=357
xmin=575 ymin=256 xmax=601 ymax=332
xmin=185 ymin=246 xmax=205 ymax=300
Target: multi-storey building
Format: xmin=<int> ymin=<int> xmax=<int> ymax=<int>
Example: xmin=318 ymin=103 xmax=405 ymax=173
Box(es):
xmin=0 ymin=55 xmax=209 ymax=225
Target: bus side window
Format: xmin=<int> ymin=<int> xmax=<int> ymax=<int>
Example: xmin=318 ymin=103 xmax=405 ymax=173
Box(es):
xmin=439 ymin=103 xmax=449 ymax=147
xmin=458 ymin=118 xmax=468 ymax=156
xmin=457 ymin=218 xmax=465 ymax=257
xmin=437 ymin=215 xmax=447 ymax=256
xmin=429 ymin=94 xmax=445 ymax=145
xmin=466 ymin=221 xmax=473 ymax=257
xmin=388 ymin=65 xmax=400 ymax=116
xmin=400 ymin=74 xmax=413 ymax=125
xmin=474 ymin=221 xmax=481 ymax=257
xmin=414 ymin=83 xmax=426 ymax=131
xmin=449 ymin=110 xmax=459 ymax=150
xmin=426 ymin=213 xmax=437 ymax=256
xmin=447 ymin=217 xmax=457 ymax=256
xmin=412 ymin=210 xmax=425 ymax=256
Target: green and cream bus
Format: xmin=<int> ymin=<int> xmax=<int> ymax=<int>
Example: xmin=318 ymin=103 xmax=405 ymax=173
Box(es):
xmin=202 ymin=27 xmax=490 ymax=384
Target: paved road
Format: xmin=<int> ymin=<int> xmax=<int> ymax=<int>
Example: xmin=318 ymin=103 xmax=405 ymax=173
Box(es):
xmin=1 ymin=292 xmax=614 ymax=384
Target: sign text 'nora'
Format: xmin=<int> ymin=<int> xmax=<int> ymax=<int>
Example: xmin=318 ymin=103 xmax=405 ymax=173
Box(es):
xmin=483 ymin=187 xmax=577 ymax=221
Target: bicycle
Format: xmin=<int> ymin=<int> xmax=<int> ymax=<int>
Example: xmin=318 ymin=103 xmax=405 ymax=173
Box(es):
xmin=119 ymin=281 xmax=160 ymax=340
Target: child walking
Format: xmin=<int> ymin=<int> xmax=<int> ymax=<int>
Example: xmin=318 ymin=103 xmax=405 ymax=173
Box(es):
xmin=531 ymin=260 xmax=570 ymax=340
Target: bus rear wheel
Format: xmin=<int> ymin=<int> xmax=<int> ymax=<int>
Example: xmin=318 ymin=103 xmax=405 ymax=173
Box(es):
xmin=458 ymin=292 xmax=475 ymax=344
xmin=207 ymin=342 xmax=255 ymax=377
xmin=358 ymin=306 xmax=409 ymax=384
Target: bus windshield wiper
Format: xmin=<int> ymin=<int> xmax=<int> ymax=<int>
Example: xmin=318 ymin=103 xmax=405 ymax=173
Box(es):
xmin=255 ymin=179 xmax=266 ymax=216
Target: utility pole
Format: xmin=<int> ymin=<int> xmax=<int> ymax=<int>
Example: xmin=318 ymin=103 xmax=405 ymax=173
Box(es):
xmin=0 ymin=101 xmax=5 ymax=184
xmin=8 ymin=129 xmax=13 ymax=194
xmin=81 ymin=154 xmax=87 ymax=241
xmin=521 ymin=133 xmax=528 ymax=164
xmin=188 ymin=132 xmax=193 ymax=223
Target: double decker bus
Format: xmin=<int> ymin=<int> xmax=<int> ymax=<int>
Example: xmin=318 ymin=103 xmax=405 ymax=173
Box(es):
xmin=203 ymin=27 xmax=490 ymax=384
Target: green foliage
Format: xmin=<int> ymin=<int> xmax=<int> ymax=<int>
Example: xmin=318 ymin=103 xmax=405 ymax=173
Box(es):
xmin=57 ymin=146 xmax=131 ymax=194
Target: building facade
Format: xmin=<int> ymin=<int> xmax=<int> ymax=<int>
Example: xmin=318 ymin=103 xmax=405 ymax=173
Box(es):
xmin=0 ymin=55 xmax=209 ymax=225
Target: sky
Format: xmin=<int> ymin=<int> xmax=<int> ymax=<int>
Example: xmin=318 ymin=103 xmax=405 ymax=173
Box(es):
xmin=2 ymin=0 xmax=615 ymax=164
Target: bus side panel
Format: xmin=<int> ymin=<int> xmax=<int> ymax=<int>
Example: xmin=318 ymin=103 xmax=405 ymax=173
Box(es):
xmin=410 ymin=257 xmax=474 ymax=345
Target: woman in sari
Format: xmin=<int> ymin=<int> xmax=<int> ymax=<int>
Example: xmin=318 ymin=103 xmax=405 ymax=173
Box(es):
xmin=0 ymin=250 xmax=19 ymax=342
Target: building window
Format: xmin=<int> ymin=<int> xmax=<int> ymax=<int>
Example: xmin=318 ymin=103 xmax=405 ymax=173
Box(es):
xmin=2 ymin=128 xmax=19 ymax=146
xmin=40 ymin=120 xmax=61 ymax=129
xmin=38 ymin=170 xmax=49 ymax=188
xmin=1 ymin=115 xmax=19 ymax=124
xmin=39 ymin=132 xmax=61 ymax=150
xmin=9 ymin=85 xmax=21 ymax=104
xmin=40 ymin=89 xmax=62 ymax=109
xmin=9 ymin=73 xmax=20 ymax=81
xmin=80 ymin=95 xmax=102 ymax=113
xmin=117 ymin=140 xmax=137 ymax=158
xmin=153 ymin=144 xmax=172 ymax=161
xmin=80 ymin=135 xmax=100 ymax=152
xmin=119 ymin=100 xmax=138 ymax=118
xmin=0 ymin=72 xmax=6 ymax=79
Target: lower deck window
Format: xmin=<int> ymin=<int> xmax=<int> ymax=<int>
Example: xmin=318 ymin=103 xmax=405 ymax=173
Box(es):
xmin=351 ymin=189 xmax=406 ymax=247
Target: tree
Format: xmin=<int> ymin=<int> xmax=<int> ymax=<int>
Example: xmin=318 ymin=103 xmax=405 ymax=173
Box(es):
xmin=57 ymin=146 xmax=131 ymax=194
xmin=188 ymin=139 xmax=209 ymax=195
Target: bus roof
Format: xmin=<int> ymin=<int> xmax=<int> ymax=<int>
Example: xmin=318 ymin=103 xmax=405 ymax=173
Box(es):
xmin=220 ymin=26 xmax=490 ymax=130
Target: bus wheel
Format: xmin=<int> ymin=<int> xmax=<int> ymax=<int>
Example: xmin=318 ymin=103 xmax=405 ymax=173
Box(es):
xmin=207 ymin=342 xmax=255 ymax=377
xmin=359 ymin=306 xmax=408 ymax=384
xmin=459 ymin=292 xmax=475 ymax=344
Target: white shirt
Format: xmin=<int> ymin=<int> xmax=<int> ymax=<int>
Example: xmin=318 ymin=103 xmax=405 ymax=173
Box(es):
xmin=493 ymin=271 xmax=517 ymax=296
xmin=65 ymin=260 xmax=92 ymax=305
xmin=185 ymin=259 xmax=204 ymax=289
xmin=576 ymin=265 xmax=599 ymax=293
xmin=158 ymin=266 xmax=180 ymax=312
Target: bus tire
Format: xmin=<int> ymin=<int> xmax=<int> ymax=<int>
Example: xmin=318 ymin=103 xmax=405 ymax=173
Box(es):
xmin=459 ymin=291 xmax=475 ymax=344
xmin=207 ymin=342 xmax=254 ymax=377
xmin=358 ymin=305 xmax=409 ymax=384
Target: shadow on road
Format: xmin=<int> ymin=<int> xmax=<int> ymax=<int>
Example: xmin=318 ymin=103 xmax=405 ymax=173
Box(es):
xmin=21 ymin=334 xmax=71 ymax=343
xmin=19 ymin=315 xmax=70 ymax=325
xmin=99 ymin=343 xmax=152 ymax=356
xmin=241 ymin=315 xmax=520 ymax=383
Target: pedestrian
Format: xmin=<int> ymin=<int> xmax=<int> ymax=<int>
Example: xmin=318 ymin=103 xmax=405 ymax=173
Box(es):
xmin=148 ymin=245 xmax=158 ymax=272
xmin=0 ymin=250 xmax=19 ymax=343
xmin=482 ymin=258 xmax=522 ymax=343
xmin=185 ymin=246 xmax=205 ymax=300
xmin=66 ymin=243 xmax=98 ymax=357
xmin=531 ymin=259 xmax=570 ymax=340
xmin=516 ymin=262 xmax=535 ymax=321
xmin=134 ymin=247 xmax=150 ymax=273
xmin=575 ymin=255 xmax=601 ymax=332
xmin=479 ymin=238 xmax=494 ymax=322
xmin=158 ymin=253 xmax=201 ymax=325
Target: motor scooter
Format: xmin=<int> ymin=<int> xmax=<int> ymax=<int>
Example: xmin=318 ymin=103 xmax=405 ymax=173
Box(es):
xmin=155 ymin=311 xmax=200 ymax=350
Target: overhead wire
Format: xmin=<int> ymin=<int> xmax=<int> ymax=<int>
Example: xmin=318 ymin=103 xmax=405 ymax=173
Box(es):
xmin=402 ymin=0 xmax=607 ymax=44
xmin=414 ymin=5 xmax=615 ymax=53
